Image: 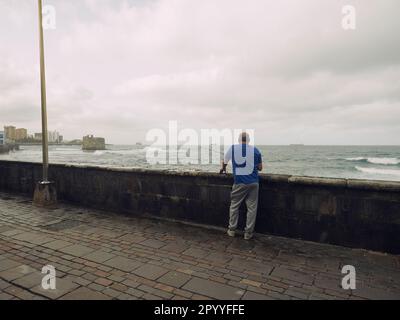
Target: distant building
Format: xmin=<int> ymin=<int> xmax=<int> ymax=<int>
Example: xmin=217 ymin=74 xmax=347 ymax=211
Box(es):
xmin=58 ymin=135 xmax=63 ymax=143
xmin=15 ymin=128 xmax=28 ymax=141
xmin=82 ymin=135 xmax=106 ymax=151
xmin=0 ymin=131 xmax=4 ymax=145
xmin=48 ymin=131 xmax=60 ymax=143
xmin=4 ymin=126 xmax=16 ymax=142
xmin=34 ymin=131 xmax=63 ymax=143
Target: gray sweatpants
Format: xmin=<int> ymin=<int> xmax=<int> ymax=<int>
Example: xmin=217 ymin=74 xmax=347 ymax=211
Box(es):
xmin=228 ymin=183 xmax=259 ymax=235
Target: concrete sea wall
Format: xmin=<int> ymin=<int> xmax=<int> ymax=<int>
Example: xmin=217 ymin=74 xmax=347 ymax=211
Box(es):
xmin=0 ymin=160 xmax=399 ymax=254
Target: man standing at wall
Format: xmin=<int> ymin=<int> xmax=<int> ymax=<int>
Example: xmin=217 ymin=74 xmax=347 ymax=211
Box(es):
xmin=220 ymin=132 xmax=263 ymax=240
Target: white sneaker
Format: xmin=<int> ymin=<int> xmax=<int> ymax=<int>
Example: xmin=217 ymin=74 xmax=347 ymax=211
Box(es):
xmin=244 ymin=233 xmax=253 ymax=240
xmin=227 ymin=230 xmax=236 ymax=237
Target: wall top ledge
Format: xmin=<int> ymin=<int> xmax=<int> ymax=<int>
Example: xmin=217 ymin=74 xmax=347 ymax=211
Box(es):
xmin=346 ymin=179 xmax=400 ymax=192
xmin=1 ymin=160 xmax=400 ymax=192
xmin=287 ymin=176 xmax=348 ymax=188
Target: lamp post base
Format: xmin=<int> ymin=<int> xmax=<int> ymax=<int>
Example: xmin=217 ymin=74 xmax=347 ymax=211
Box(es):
xmin=33 ymin=181 xmax=57 ymax=208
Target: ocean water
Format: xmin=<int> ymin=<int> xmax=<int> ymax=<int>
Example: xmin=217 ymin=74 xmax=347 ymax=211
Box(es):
xmin=1 ymin=144 xmax=400 ymax=182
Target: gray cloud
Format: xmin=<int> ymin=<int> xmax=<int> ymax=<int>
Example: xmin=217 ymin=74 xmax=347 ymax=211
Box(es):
xmin=0 ymin=0 xmax=399 ymax=144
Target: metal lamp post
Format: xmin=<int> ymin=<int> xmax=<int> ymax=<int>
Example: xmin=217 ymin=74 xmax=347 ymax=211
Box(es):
xmin=38 ymin=0 xmax=49 ymax=181
xmin=33 ymin=0 xmax=57 ymax=207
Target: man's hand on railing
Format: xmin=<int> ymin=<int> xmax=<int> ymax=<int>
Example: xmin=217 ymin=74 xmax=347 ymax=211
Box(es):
xmin=220 ymin=162 xmax=228 ymax=175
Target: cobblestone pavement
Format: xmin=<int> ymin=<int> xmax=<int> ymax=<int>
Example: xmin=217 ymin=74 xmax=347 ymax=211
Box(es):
xmin=0 ymin=192 xmax=399 ymax=300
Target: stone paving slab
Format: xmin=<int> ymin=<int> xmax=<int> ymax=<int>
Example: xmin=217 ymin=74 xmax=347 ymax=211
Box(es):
xmin=13 ymin=272 xmax=43 ymax=289
xmin=183 ymin=247 xmax=209 ymax=258
xmin=0 ymin=265 xmax=36 ymax=282
xmin=31 ymin=277 xmax=79 ymax=299
xmin=12 ymin=232 xmax=51 ymax=245
xmin=162 ymin=242 xmax=189 ymax=254
xmin=59 ymin=244 xmax=95 ymax=257
xmin=133 ymin=264 xmax=169 ymax=280
xmin=271 ymin=266 xmax=314 ymax=285
xmin=103 ymin=256 xmax=143 ymax=272
xmin=61 ymin=287 xmax=110 ymax=300
xmin=83 ymin=250 xmax=116 ymax=263
xmin=0 ymin=192 xmax=400 ymax=300
xmin=118 ymin=233 xmax=146 ymax=243
xmin=242 ymin=291 xmax=274 ymax=300
xmin=158 ymin=271 xmax=191 ymax=288
xmin=0 ymin=226 xmax=14 ymax=233
xmin=42 ymin=240 xmax=74 ymax=250
xmin=183 ymin=278 xmax=245 ymax=300
xmin=140 ymin=239 xmax=166 ymax=249
xmin=0 ymin=259 xmax=21 ymax=272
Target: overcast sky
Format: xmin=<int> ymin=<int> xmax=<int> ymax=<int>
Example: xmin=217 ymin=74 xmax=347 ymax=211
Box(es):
xmin=1 ymin=0 xmax=399 ymax=144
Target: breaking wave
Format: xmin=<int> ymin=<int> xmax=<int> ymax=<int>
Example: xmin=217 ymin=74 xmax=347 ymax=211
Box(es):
xmin=346 ymin=157 xmax=400 ymax=165
xmin=93 ymin=149 xmax=143 ymax=156
xmin=355 ymin=166 xmax=400 ymax=177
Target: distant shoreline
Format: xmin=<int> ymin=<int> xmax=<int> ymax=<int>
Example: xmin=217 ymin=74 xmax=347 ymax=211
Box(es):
xmin=14 ymin=143 xmax=400 ymax=147
xmin=17 ymin=143 xmax=82 ymax=146
xmin=17 ymin=143 xmax=116 ymax=148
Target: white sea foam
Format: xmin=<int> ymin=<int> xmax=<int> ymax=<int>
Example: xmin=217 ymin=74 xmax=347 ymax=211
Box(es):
xmin=367 ymin=157 xmax=400 ymax=165
xmin=355 ymin=166 xmax=400 ymax=176
xmin=346 ymin=157 xmax=365 ymax=161
xmin=346 ymin=157 xmax=400 ymax=165
xmin=93 ymin=149 xmax=142 ymax=156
